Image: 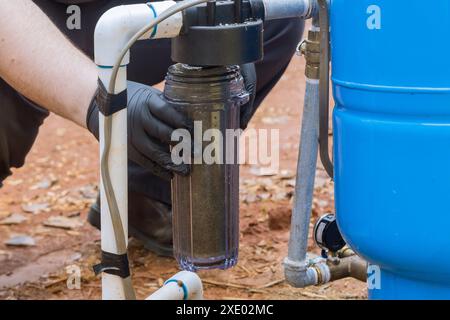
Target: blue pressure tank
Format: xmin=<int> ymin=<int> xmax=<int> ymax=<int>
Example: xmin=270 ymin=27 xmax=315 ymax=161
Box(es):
xmin=331 ymin=0 xmax=450 ymax=299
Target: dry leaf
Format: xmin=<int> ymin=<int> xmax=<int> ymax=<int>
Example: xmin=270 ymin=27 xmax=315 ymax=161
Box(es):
xmin=65 ymin=211 xmax=81 ymax=218
xmin=314 ymin=177 xmax=328 ymax=189
xmin=30 ymin=178 xmax=58 ymax=190
xmin=43 ymin=216 xmax=83 ymax=230
xmin=5 ymin=179 xmax=23 ymax=186
xmin=258 ymin=193 xmax=271 ymax=201
xmin=0 ymin=213 xmax=27 ymax=225
xmin=272 ymin=192 xmax=289 ymax=201
xmin=79 ymin=185 xmax=98 ymax=199
xmin=5 ymin=235 xmax=36 ymax=247
xmin=261 ymin=116 xmax=289 ymax=125
xmin=250 ymin=167 xmax=278 ymax=177
xmin=278 ymin=169 xmax=296 ymax=180
xmin=284 ymin=179 xmax=296 ymax=188
xmin=22 ymin=203 xmax=50 ymax=214
xmin=243 ymin=194 xmax=258 ymax=204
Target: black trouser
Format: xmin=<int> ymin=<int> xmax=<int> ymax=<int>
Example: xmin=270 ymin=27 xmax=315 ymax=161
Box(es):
xmin=0 ymin=0 xmax=304 ymax=204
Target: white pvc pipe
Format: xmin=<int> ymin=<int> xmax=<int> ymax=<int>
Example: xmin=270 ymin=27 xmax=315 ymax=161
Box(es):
xmin=94 ymin=1 xmax=183 ymax=300
xmin=147 ymin=271 xmax=204 ymax=300
xmin=94 ymin=2 xmax=182 ymax=67
xmin=98 ymin=68 xmax=128 ymax=300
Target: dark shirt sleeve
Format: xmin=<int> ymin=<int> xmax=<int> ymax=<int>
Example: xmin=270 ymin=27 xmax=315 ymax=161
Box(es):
xmin=0 ymin=79 xmax=49 ymax=186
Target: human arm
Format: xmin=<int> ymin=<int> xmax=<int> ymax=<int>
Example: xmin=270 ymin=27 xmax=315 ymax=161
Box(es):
xmin=0 ymin=0 xmax=97 ymax=127
xmin=0 ymin=0 xmax=192 ymax=178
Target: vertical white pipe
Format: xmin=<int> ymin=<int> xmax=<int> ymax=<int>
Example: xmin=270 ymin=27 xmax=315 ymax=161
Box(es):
xmin=98 ymin=68 xmax=128 ymax=300
xmin=93 ymin=1 xmax=184 ymax=300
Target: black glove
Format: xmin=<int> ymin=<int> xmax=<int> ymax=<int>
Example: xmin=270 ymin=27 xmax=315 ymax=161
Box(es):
xmin=87 ymin=81 xmax=192 ymax=181
xmin=239 ymin=63 xmax=257 ymax=130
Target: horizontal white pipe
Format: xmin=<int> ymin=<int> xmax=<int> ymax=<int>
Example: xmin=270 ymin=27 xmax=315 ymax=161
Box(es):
xmin=147 ymin=271 xmax=204 ymax=300
xmin=94 ymin=1 xmax=183 ymax=67
xmin=148 ymin=282 xmax=186 ymax=300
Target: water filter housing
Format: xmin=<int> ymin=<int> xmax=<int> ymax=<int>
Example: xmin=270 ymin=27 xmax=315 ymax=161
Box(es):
xmin=165 ymin=64 xmax=248 ymax=271
xmin=331 ymin=0 xmax=450 ymax=299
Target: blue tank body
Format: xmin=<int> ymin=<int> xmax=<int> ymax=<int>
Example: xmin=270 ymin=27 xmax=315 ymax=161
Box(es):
xmin=330 ymin=0 xmax=450 ymax=299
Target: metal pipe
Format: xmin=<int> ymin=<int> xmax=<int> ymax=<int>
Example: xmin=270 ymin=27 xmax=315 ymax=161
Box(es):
xmin=286 ymin=253 xmax=367 ymax=288
xmin=284 ymin=78 xmax=320 ymax=286
xmin=281 ymin=0 xmax=366 ymax=290
xmin=284 ymin=21 xmax=321 ymax=287
xmin=285 ymin=255 xmax=331 ymax=288
xmin=260 ymin=0 xmax=314 ymax=21
xmin=328 ymin=255 xmax=368 ymax=283
xmin=286 ymin=78 xmax=320 ymax=264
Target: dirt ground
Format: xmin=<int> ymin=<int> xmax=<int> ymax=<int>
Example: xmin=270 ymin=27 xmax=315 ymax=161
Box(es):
xmin=0 ymin=48 xmax=367 ymax=300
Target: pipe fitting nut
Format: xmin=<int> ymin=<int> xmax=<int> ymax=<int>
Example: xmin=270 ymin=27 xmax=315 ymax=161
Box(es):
xmin=302 ymin=30 xmax=321 ymax=79
xmin=284 ymin=257 xmax=330 ymax=288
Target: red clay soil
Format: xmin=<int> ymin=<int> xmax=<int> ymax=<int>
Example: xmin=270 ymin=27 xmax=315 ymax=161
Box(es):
xmin=0 ymin=52 xmax=366 ymax=300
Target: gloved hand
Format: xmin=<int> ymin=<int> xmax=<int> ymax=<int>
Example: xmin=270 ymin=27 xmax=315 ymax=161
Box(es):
xmin=239 ymin=63 xmax=257 ymax=130
xmin=87 ymin=81 xmax=192 ymax=181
